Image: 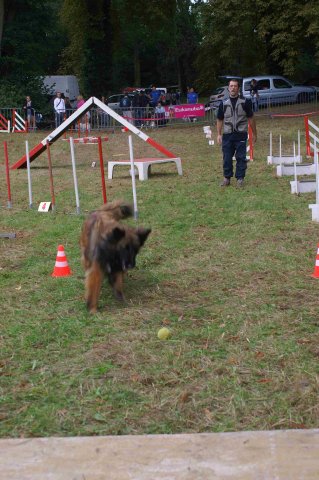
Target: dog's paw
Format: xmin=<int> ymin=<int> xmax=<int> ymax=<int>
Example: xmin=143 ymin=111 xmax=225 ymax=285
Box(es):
xmin=114 ymin=289 xmax=125 ymax=302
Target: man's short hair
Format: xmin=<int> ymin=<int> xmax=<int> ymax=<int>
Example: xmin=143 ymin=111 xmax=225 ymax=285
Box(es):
xmin=228 ymin=79 xmax=240 ymax=86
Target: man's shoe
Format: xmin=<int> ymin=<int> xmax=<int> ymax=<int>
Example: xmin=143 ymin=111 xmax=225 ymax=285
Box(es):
xmin=237 ymin=178 xmax=244 ymax=188
xmin=220 ymin=178 xmax=230 ymax=187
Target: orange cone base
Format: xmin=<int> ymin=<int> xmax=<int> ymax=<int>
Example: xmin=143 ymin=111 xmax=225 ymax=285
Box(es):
xmin=51 ymin=245 xmax=72 ymax=277
xmin=311 ymin=244 xmax=319 ymax=278
xmin=51 ymin=266 xmax=72 ymax=277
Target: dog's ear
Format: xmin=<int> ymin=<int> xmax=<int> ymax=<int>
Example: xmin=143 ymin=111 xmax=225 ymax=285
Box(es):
xmin=108 ymin=227 xmax=125 ymax=244
xmin=120 ymin=204 xmax=133 ymax=218
xmin=137 ymin=228 xmax=151 ymax=246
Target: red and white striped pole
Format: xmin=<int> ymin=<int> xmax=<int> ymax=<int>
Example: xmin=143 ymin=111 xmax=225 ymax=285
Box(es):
xmin=4 ymin=141 xmax=12 ymax=208
xmin=46 ymin=141 xmax=56 ymax=211
xmin=304 ymin=115 xmax=311 ymax=157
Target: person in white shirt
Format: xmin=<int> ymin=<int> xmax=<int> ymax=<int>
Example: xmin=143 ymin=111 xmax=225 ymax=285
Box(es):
xmin=54 ymin=92 xmax=66 ymax=128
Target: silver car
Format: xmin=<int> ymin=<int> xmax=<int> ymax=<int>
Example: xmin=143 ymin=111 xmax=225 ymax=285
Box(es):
xmin=242 ymin=75 xmax=316 ymax=106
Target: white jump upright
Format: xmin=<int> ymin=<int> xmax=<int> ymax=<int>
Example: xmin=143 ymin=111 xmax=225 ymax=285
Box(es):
xmin=288 ymin=141 xmax=316 ymax=194
xmin=128 ymin=135 xmax=138 ymax=220
xmin=268 ymin=132 xmax=302 ymax=165
xmin=276 ymin=130 xmax=314 ymax=176
xmin=203 ymin=125 xmax=214 ymax=146
xmin=290 ymin=142 xmax=299 ymax=194
xmin=309 ymin=140 xmax=319 ymax=221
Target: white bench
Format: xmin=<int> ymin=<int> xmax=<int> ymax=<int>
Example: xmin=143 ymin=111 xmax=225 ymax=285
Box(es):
xmin=108 ymin=157 xmax=182 ymax=181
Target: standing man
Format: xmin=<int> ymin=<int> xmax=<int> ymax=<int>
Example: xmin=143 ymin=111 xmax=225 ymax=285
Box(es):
xmin=217 ymin=79 xmax=257 ymax=187
xmin=149 ymin=85 xmax=161 ymax=108
xmin=250 ymin=78 xmax=259 ymax=112
xmin=54 ymin=92 xmax=66 ymax=128
xmin=187 ymin=87 xmax=198 ymax=104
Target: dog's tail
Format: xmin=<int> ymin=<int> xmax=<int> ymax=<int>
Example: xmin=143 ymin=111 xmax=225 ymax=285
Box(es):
xmin=97 ymin=200 xmax=133 ymax=221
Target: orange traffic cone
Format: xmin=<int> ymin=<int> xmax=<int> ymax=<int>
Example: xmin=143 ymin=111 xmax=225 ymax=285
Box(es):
xmin=51 ymin=245 xmax=72 ymax=277
xmin=311 ymin=243 xmax=319 ymax=278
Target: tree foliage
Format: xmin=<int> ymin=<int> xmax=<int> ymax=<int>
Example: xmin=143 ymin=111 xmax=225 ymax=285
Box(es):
xmin=0 ymin=0 xmax=319 ymax=104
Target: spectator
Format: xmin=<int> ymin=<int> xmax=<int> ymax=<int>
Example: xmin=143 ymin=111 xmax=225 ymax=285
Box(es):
xmin=64 ymin=96 xmax=73 ymax=118
xmin=54 ymin=92 xmax=66 ymax=128
xmin=131 ymin=92 xmax=140 ymax=127
xmin=187 ymin=87 xmax=198 ymax=104
xmin=98 ymin=96 xmax=109 ymax=128
xmin=250 ymin=79 xmax=259 ymax=112
xmin=120 ymin=93 xmax=133 ymax=124
xmin=23 ymin=95 xmax=35 ymax=130
xmin=216 ymin=78 xmax=257 ymax=188
xmin=149 ymin=85 xmax=161 ymax=108
xmin=77 ymin=95 xmax=85 ymax=109
xmin=76 ymin=95 xmax=90 ymax=132
xmin=155 ymin=102 xmax=167 ymax=127
xmin=138 ymin=90 xmax=149 ymax=127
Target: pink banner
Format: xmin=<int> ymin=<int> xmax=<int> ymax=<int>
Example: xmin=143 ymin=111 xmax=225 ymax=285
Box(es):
xmin=171 ymin=104 xmax=205 ymax=118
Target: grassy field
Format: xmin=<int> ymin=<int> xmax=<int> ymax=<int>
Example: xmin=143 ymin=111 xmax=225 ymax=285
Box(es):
xmin=1 ymin=115 xmax=319 ymax=438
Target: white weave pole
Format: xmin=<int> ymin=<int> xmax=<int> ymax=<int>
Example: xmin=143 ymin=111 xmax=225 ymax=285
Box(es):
xmin=69 ymin=137 xmax=81 ymax=214
xmin=298 ymin=130 xmax=301 ymax=159
xmin=293 ymin=142 xmax=298 ymax=194
xmin=128 ymin=135 xmax=138 ymax=220
xmin=279 ymin=134 xmax=282 ymax=158
xmin=269 ymin=132 xmax=272 ymax=157
xmin=315 ymin=139 xmax=319 ymax=205
xmin=25 ymin=140 xmax=33 ymax=208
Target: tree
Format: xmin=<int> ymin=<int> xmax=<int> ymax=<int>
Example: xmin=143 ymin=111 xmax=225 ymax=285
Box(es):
xmin=0 ymin=0 xmax=65 ymax=109
xmin=256 ymin=0 xmax=319 ymax=80
xmin=59 ymin=0 xmax=113 ymax=96
xmin=195 ymin=0 xmax=266 ymax=92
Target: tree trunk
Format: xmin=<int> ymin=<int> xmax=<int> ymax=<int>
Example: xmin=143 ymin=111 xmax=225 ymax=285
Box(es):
xmin=0 ymin=0 xmax=4 ymax=57
xmin=134 ymin=44 xmax=141 ymax=87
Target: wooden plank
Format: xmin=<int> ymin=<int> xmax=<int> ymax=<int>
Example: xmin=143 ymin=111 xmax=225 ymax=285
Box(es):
xmin=1 ymin=429 xmax=319 ymax=479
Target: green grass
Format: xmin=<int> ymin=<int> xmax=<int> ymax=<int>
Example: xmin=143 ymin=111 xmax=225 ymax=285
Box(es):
xmin=1 ymin=115 xmax=319 ymax=438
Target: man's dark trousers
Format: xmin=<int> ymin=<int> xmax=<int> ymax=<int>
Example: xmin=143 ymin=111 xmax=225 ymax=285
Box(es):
xmin=222 ymin=133 xmax=248 ymax=179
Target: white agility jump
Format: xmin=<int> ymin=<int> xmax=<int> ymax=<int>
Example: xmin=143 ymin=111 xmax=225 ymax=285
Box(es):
xmin=268 ymin=131 xmax=302 ymax=165
xmin=11 ymin=97 xmax=180 ymax=170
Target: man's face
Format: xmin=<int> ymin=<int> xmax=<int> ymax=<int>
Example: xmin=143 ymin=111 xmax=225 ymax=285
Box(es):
xmin=228 ymin=81 xmax=239 ymax=97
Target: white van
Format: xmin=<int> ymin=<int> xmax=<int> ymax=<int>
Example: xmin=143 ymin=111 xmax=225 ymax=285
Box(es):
xmin=42 ymin=75 xmax=80 ymax=103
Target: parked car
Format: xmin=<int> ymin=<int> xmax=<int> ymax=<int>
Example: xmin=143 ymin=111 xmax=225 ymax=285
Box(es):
xmin=209 ymin=86 xmax=229 ymax=103
xmin=300 ymin=78 xmax=319 ymax=96
xmin=105 ymin=93 xmax=135 ymax=110
xmin=205 ymin=85 xmax=229 ymax=110
xmin=241 ymin=75 xmax=316 ymax=106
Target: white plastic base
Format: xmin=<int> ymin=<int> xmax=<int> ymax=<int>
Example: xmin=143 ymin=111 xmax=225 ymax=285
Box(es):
xmin=290 ymin=179 xmax=316 ymax=194
xmin=267 ymin=155 xmax=302 ymax=165
xmin=277 ymin=163 xmax=315 ymax=177
xmin=108 ymin=157 xmax=183 ymax=181
xmin=309 ymin=204 xmax=319 ymax=222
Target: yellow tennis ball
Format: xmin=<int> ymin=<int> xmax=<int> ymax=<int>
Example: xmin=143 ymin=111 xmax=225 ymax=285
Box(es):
xmin=157 ymin=327 xmax=171 ymax=340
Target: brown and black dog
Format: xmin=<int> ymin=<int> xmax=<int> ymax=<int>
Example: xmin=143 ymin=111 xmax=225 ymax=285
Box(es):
xmin=80 ymin=200 xmax=151 ymax=313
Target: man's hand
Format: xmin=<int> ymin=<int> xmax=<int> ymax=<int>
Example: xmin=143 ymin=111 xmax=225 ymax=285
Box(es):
xmin=217 ymin=134 xmax=222 ymax=145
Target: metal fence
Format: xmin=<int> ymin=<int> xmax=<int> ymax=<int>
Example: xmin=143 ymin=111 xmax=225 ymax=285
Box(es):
xmin=1 ymin=95 xmax=319 ymax=133
xmin=0 ymin=105 xmax=216 ymax=132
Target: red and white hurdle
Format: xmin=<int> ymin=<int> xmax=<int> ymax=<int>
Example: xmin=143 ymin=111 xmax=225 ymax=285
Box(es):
xmin=0 ymin=113 xmax=10 ymax=133
xmin=12 ymin=110 xmax=27 ymax=133
xmin=304 ymin=115 xmax=319 ymax=158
